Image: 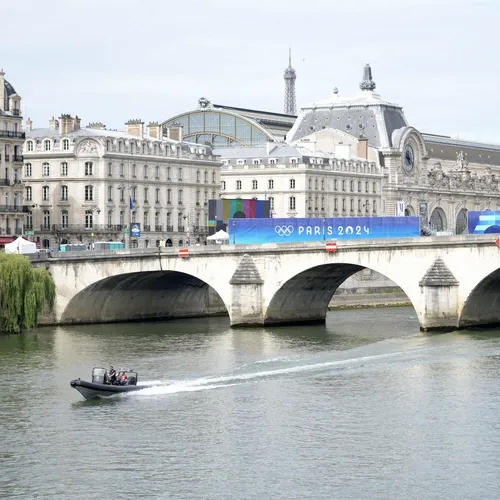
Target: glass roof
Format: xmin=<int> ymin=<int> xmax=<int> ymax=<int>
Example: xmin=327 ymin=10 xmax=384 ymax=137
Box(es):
xmin=161 ymin=110 xmax=273 ymax=147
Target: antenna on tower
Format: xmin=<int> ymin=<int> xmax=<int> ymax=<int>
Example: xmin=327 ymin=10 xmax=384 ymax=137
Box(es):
xmin=283 ymin=47 xmax=297 ymax=116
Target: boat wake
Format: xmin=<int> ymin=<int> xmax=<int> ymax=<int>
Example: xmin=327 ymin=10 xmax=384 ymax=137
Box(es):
xmin=133 ymin=350 xmax=404 ymax=398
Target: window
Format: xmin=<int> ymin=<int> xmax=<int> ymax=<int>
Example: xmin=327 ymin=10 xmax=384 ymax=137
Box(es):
xmin=212 ymin=170 xmax=216 ymax=183
xmin=315 ymin=179 xmax=318 ymax=190
xmin=358 ymin=181 xmax=362 ymax=192
xmin=321 ymin=179 xmax=325 ymax=190
xmin=269 ymin=196 xmax=275 ymax=210
xmin=155 ymin=165 xmax=160 ymax=180
xmin=142 ymin=143 xmax=147 ymax=155
xmin=167 ymin=189 xmax=172 ymax=204
xmin=44 ymin=140 xmax=51 ymax=151
xmin=342 ymin=199 xmax=346 ymax=211
xmin=106 ymin=140 xmax=111 ymax=151
xmin=25 ymin=186 xmax=32 ymax=201
xmin=85 ymin=161 xmax=93 ymax=176
xmin=60 ymin=162 xmax=68 ymax=176
xmin=25 ymin=163 xmax=32 ymax=177
xmin=43 ymin=210 xmax=50 ymax=228
xmin=178 ymin=167 xmax=183 ymax=181
xmin=60 ymin=185 xmax=68 ymax=201
xmin=132 ymin=164 xmax=137 ymax=177
xmin=167 ymin=166 xmax=171 ymax=180
xmin=334 ymin=198 xmax=338 ymax=211
xmin=196 ymin=190 xmax=200 ymax=204
xmin=365 ymin=181 xmax=369 ymax=193
xmin=131 ymin=186 xmax=137 ymax=202
xmin=119 ymin=187 xmax=125 ymax=202
xmin=350 ymin=199 xmax=354 ymax=211
xmin=334 ymin=179 xmax=338 ymax=191
xmin=27 ymin=141 xmax=33 ymax=152
xmin=85 ymin=185 xmax=94 ymax=201
xmin=221 ymin=181 xmax=226 ymax=190
xmin=342 ymin=180 xmax=346 ymax=191
xmin=178 ymin=189 xmax=183 ymax=204
xmin=373 ymin=182 xmax=377 ymax=194
xmin=42 ymin=163 xmax=50 ymax=176
xmin=236 ymin=180 xmax=242 ymax=190
xmin=131 ymin=211 xmax=136 ymax=223
xmin=358 ymin=199 xmax=362 ymax=212
xmin=26 ymin=213 xmax=32 ymax=229
xmin=290 ymin=179 xmax=295 ymax=189
xmin=61 ymin=210 xmax=69 ymax=228
xmin=144 ymin=187 xmax=149 ymax=204
xmin=118 ymin=141 xmax=123 ymax=153
xmin=62 ymin=139 xmax=69 ymax=151
xmin=107 ymin=162 xmax=113 ymax=177
xmin=42 ymin=185 xmax=50 ymax=202
xmin=350 ymin=180 xmax=354 ymax=192
xmin=204 ymin=170 xmax=208 ymax=183
xmin=120 ymin=210 xmax=124 ymax=226
xmin=107 ymin=211 xmax=113 ymax=227
xmin=289 ymin=196 xmax=296 ymax=210
xmin=308 ymin=179 xmax=312 ymax=190
xmin=373 ymin=200 xmax=377 ymax=214
xmin=85 ymin=210 xmax=94 ymax=229
xmin=130 ymin=142 xmax=135 ymax=154
xmin=107 ymin=186 xmax=113 ymax=202
xmin=252 ymin=180 xmax=258 ymax=190
xmin=144 ymin=165 xmax=148 ymax=179
xmin=120 ymin=163 xmax=125 ymax=177
xmin=268 ymin=179 xmax=274 ymax=189
xmin=143 ymin=211 xmax=149 ymax=227
xmin=155 ymin=188 xmax=160 ymax=204
xmin=196 ymin=170 xmax=200 ymax=182
xmin=269 ymin=159 xmax=276 ymax=165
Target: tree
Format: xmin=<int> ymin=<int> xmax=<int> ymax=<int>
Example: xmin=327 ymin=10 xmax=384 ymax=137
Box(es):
xmin=0 ymin=253 xmax=55 ymax=334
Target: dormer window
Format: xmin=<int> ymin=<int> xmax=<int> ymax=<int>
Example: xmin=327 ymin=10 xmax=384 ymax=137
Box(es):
xmin=62 ymin=139 xmax=69 ymax=151
xmin=269 ymin=159 xmax=276 ymax=165
xmin=253 ymin=159 xmax=261 ymax=165
xmin=26 ymin=141 xmax=33 ymax=152
xmin=290 ymin=158 xmax=298 ymax=164
xmin=44 ymin=140 xmax=51 ymax=151
xmin=237 ymin=159 xmax=245 ymax=165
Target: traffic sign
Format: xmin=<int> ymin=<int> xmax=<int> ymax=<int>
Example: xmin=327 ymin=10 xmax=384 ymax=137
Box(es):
xmin=496 ymin=237 xmax=500 ymax=247
xmin=326 ymin=241 xmax=337 ymax=253
xmin=123 ymin=228 xmax=130 ymax=234
xmin=178 ymin=248 xmax=189 ymax=258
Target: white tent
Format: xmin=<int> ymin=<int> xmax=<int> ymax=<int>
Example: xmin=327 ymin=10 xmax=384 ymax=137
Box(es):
xmin=207 ymin=230 xmax=230 ymax=242
xmin=5 ymin=237 xmax=37 ymax=255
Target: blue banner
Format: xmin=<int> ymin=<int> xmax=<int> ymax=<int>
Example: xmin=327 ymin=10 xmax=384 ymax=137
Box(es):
xmin=467 ymin=211 xmax=500 ymax=234
xmin=131 ymin=223 xmax=141 ymax=238
xmin=228 ymin=217 xmax=420 ymax=244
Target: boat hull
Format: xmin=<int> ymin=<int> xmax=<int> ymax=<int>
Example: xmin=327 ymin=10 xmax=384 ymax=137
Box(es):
xmin=70 ymin=379 xmax=152 ymax=400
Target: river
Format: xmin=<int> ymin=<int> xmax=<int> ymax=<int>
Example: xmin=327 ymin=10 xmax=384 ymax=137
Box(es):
xmin=1 ymin=307 xmax=500 ymax=499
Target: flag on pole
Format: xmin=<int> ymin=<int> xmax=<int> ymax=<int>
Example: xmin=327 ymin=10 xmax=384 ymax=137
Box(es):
xmin=129 ymin=197 xmax=134 ymax=210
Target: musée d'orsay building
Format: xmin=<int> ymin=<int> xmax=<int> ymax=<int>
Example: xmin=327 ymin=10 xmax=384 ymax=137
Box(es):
xmin=161 ymin=64 xmax=500 ymax=235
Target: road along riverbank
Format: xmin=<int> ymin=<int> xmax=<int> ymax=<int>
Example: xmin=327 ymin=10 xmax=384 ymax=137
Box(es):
xmin=328 ymin=292 xmax=411 ymax=310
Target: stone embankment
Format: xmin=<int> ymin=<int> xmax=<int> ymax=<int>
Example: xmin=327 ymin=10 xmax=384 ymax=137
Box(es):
xmin=328 ymin=291 xmax=411 ymax=310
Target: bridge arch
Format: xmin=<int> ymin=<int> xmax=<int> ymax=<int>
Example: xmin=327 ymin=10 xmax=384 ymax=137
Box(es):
xmin=264 ymin=261 xmax=416 ymax=326
xmin=460 ymin=266 xmax=500 ymax=328
xmin=60 ymin=270 xmax=228 ymax=325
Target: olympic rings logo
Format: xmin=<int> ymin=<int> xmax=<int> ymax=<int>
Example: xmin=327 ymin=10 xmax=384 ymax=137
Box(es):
xmin=274 ymin=225 xmax=294 ymax=237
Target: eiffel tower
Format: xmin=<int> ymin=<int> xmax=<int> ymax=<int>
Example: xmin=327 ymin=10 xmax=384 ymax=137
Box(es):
xmin=283 ymin=48 xmax=297 ymax=115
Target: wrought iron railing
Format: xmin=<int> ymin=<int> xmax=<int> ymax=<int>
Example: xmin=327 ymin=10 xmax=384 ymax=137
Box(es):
xmin=0 ymin=131 xmax=25 ymax=139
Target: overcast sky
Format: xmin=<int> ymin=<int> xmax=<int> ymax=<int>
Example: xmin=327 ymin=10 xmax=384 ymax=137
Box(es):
xmin=2 ymin=0 xmax=498 ymax=142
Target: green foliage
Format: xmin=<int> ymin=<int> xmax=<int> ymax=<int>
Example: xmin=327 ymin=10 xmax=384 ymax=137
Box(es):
xmin=0 ymin=253 xmax=55 ymax=334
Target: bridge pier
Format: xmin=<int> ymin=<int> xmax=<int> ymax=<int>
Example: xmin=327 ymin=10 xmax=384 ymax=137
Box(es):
xmin=418 ymin=257 xmax=460 ymax=331
xmin=229 ymin=255 xmax=265 ymax=327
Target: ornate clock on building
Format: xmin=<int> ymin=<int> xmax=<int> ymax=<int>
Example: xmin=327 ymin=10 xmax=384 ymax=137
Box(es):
xmin=403 ymin=144 xmax=415 ymax=173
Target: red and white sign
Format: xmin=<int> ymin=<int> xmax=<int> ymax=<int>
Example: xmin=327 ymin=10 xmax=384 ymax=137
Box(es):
xmin=178 ymin=248 xmax=189 ymax=258
xmin=325 ymin=241 xmax=337 ymax=253
xmin=496 ymin=237 xmax=500 ymax=248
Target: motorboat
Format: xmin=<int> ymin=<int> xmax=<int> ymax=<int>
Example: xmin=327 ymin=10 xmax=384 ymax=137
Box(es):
xmin=70 ymin=367 xmax=153 ymax=400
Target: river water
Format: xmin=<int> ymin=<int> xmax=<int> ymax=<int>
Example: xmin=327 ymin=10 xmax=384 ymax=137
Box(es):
xmin=2 ymin=307 xmax=500 ymax=499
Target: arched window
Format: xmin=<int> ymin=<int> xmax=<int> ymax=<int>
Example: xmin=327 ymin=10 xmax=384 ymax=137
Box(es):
xmin=61 ymin=210 xmax=69 ymax=228
xmin=178 ymin=189 xmax=183 ymax=204
xmin=178 ymin=167 xmax=183 ymax=181
xmin=60 ymin=162 xmax=68 ymax=176
xmin=44 ymin=139 xmax=51 ymax=151
xmin=155 ymin=165 xmax=160 ymax=180
xmin=456 ymin=208 xmax=468 ymax=235
xmin=60 ymin=185 xmax=68 ymax=201
xmin=85 ymin=210 xmax=94 ymax=229
xmin=42 ymin=185 xmax=50 ymax=202
xmin=144 ymin=165 xmax=148 ymax=179
xmin=42 ymin=210 xmax=50 ymax=230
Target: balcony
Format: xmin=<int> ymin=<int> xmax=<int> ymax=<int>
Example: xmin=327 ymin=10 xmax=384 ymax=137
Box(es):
xmin=50 ymin=224 xmax=125 ymax=233
xmin=14 ymin=228 xmax=22 ymax=235
xmin=177 ymin=225 xmax=185 ymax=232
xmin=0 ymin=204 xmax=24 ymax=213
xmin=0 ymin=179 xmax=11 ymax=186
xmin=0 ymin=131 xmax=25 ymax=139
xmin=143 ymin=225 xmax=151 ymax=232
xmin=194 ymin=226 xmax=209 ymax=234
xmin=11 ymin=109 xmax=21 ymax=116
xmin=154 ymin=225 xmax=163 ymax=232
xmin=166 ymin=225 xmax=174 ymax=232
xmin=13 ymin=155 xmax=24 ymax=163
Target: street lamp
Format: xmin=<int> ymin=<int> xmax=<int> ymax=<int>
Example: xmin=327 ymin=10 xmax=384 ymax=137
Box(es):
xmin=232 ymin=220 xmax=236 ymax=244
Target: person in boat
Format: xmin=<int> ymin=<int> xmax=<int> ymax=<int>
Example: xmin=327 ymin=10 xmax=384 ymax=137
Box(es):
xmin=108 ymin=366 xmax=117 ymax=385
xmin=119 ymin=371 xmax=128 ymax=385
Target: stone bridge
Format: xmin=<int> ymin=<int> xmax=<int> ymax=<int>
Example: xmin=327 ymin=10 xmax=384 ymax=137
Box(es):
xmin=33 ymin=235 xmax=500 ymax=331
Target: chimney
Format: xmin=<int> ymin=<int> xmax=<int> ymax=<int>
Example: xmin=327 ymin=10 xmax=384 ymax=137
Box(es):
xmin=87 ymin=121 xmax=107 ymax=130
xmin=74 ymin=115 xmax=81 ymax=131
xmin=25 ymin=117 xmax=33 ymax=131
xmin=125 ymin=119 xmax=144 ymax=138
xmin=59 ymin=114 xmax=74 ymax=134
xmin=49 ymin=116 xmax=59 ymax=131
xmin=166 ymin=125 xmax=183 ymax=142
xmin=147 ymin=121 xmax=162 ymax=139
xmin=357 ymin=135 xmax=368 ymax=160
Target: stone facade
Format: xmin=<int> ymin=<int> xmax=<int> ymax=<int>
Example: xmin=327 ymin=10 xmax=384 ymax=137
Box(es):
xmin=0 ymin=70 xmax=25 ymax=244
xmin=22 ymin=115 xmax=222 ymax=249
